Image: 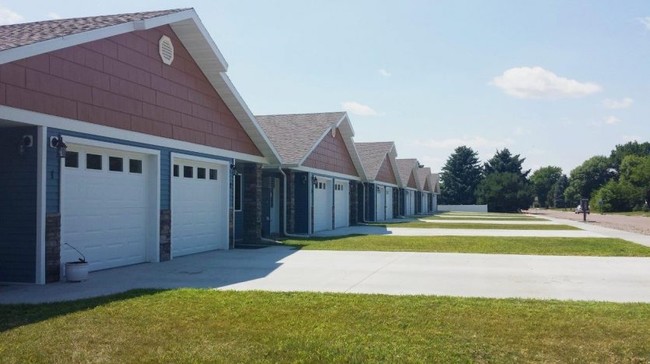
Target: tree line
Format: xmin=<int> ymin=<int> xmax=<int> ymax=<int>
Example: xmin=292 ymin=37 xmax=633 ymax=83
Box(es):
xmin=438 ymin=141 xmax=650 ymax=213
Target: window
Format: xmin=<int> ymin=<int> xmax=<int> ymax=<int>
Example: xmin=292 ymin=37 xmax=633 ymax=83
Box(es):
xmin=86 ymin=154 xmax=102 ymax=170
xmin=129 ymin=159 xmax=143 ymax=174
xmin=234 ymin=174 xmax=242 ymax=211
xmin=109 ymin=157 xmax=123 ymax=172
xmin=209 ymin=169 xmax=218 ymax=180
xmin=65 ymin=151 xmax=79 ymax=168
xmin=197 ymin=167 xmax=206 ymax=179
xmin=183 ymin=165 xmax=193 ymax=178
xmin=173 ymin=164 xmax=179 ymax=177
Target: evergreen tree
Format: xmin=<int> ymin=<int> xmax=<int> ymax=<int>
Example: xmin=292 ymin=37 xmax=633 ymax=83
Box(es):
xmin=439 ymin=146 xmax=484 ymax=204
xmin=475 ymin=148 xmax=534 ymax=212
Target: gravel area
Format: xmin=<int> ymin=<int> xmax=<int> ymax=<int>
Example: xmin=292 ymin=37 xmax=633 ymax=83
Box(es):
xmin=530 ymin=209 xmax=650 ymax=236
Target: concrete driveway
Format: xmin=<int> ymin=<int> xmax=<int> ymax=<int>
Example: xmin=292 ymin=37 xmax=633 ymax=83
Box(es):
xmin=2 ymin=245 xmax=650 ymax=304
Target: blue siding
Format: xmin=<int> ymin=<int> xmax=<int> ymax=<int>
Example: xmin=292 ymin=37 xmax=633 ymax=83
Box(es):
xmin=0 ymin=126 xmax=38 ymax=283
xmin=46 ymin=128 xmax=232 ymax=214
xmin=293 ymin=172 xmax=309 ymax=234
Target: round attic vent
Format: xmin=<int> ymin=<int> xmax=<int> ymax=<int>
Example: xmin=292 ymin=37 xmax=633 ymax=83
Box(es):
xmin=159 ymin=35 xmax=174 ymax=65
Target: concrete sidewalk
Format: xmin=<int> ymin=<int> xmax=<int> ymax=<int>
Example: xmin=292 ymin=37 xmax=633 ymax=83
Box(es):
xmin=2 ymin=247 xmax=649 ymax=304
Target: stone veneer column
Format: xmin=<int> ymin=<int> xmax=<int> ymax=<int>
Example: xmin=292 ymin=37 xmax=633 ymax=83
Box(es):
xmin=241 ymin=163 xmax=262 ymax=243
xmin=159 ymin=209 xmax=171 ymax=261
xmin=349 ymin=182 xmax=359 ymax=225
xmin=45 ymin=213 xmax=61 ymax=283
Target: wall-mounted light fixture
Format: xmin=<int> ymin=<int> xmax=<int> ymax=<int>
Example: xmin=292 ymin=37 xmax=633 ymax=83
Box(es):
xmin=19 ymin=135 xmax=33 ymax=155
xmin=312 ymin=176 xmax=318 ymax=186
xmin=301 ymin=175 xmax=308 ymax=184
xmin=49 ymin=135 xmax=68 ymax=158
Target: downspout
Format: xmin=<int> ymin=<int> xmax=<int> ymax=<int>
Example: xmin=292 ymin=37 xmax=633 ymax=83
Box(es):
xmin=278 ymin=167 xmax=310 ymax=238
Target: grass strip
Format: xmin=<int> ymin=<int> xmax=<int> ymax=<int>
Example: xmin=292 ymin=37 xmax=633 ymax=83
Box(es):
xmin=2 ymin=289 xmax=649 ymax=363
xmin=281 ymin=235 xmax=650 ymax=256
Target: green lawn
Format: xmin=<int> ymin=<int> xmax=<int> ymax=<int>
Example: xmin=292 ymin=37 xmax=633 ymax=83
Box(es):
xmin=372 ymin=221 xmax=580 ymax=230
xmin=2 ymin=289 xmax=649 ymax=363
xmin=282 ymin=235 xmax=650 ymax=256
xmin=424 ymin=216 xmax=546 ymax=221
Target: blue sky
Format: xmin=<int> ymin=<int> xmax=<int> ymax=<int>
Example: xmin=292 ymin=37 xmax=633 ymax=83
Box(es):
xmin=2 ymin=1 xmax=649 ymax=174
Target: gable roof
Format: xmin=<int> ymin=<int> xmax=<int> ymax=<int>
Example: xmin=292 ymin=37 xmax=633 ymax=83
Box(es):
xmin=255 ymin=112 xmax=366 ymax=178
xmin=416 ymin=167 xmax=432 ymax=192
xmin=355 ymin=142 xmax=400 ymax=185
xmin=431 ymin=173 xmax=441 ymax=194
xmin=396 ymin=158 xmax=420 ymax=189
xmin=0 ymin=9 xmax=280 ymax=164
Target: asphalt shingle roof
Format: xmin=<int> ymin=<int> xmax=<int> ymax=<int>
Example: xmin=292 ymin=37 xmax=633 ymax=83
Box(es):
xmin=255 ymin=112 xmax=346 ymax=165
xmin=0 ymin=9 xmax=189 ymax=52
xmin=396 ymin=158 xmax=418 ymax=187
xmin=355 ymin=142 xmax=394 ymax=180
xmin=417 ymin=167 xmax=432 ymax=191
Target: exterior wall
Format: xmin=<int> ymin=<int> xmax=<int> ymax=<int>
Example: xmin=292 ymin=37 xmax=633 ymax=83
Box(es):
xmin=303 ymin=128 xmax=358 ymax=177
xmin=415 ymin=191 xmax=422 ymax=214
xmin=292 ymin=171 xmax=309 ymax=234
xmin=0 ymin=126 xmax=38 ymax=283
xmin=0 ymin=26 xmax=262 ymax=157
xmin=239 ymin=163 xmax=262 ymax=243
xmin=375 ymin=156 xmax=398 ymax=185
xmin=392 ymin=188 xmax=399 ymax=218
xmin=365 ymin=184 xmax=377 ymax=222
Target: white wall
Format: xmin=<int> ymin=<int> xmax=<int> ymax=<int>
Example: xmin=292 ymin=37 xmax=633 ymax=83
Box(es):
xmin=437 ymin=204 xmax=488 ymax=213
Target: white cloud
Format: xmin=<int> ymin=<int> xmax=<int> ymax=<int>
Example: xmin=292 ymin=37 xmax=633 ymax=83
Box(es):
xmin=378 ymin=69 xmax=391 ymax=77
xmin=0 ymin=5 xmax=24 ymax=25
xmin=602 ymin=97 xmax=633 ymax=109
xmin=415 ymin=136 xmax=514 ymax=149
xmin=605 ymin=116 xmax=622 ymax=125
xmin=491 ymin=66 xmax=602 ymax=99
xmin=639 ymin=17 xmax=650 ymax=30
xmin=341 ymin=101 xmax=380 ymax=116
xmin=47 ymin=12 xmax=62 ymax=20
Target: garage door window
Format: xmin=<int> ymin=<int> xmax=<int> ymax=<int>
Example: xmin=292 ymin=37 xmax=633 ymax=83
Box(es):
xmin=173 ymin=164 xmax=179 ymax=177
xmin=183 ymin=165 xmax=193 ymax=178
xmin=109 ymin=157 xmax=123 ymax=172
xmin=65 ymin=151 xmax=79 ymax=168
xmin=129 ymin=159 xmax=143 ymax=174
xmin=86 ymin=154 xmax=102 ymax=170
xmin=209 ymin=169 xmax=218 ymax=180
xmin=197 ymin=167 xmax=206 ymax=179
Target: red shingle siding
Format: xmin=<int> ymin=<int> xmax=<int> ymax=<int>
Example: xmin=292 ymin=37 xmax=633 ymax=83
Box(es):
xmin=407 ymin=173 xmax=417 ymax=188
xmin=0 ymin=25 xmax=261 ymax=156
xmin=303 ymin=128 xmax=358 ymax=176
xmin=375 ymin=155 xmax=397 ymax=185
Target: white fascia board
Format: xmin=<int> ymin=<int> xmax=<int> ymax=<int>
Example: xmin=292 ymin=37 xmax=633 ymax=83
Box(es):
xmin=0 ymin=105 xmax=267 ymax=164
xmin=293 ymin=166 xmax=361 ymax=181
xmin=374 ymin=181 xmax=399 ymax=188
xmin=170 ymin=14 xmax=228 ymax=72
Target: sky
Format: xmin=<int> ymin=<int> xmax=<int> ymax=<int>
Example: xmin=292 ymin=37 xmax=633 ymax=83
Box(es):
xmin=1 ymin=1 xmax=649 ymax=174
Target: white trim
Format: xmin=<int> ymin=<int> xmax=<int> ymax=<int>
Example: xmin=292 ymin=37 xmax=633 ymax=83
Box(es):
xmin=63 ymin=136 xmax=161 ymax=157
xmin=171 ymin=152 xmax=231 ymax=167
xmin=374 ymin=181 xmax=399 ymax=189
xmin=35 ymin=126 xmax=47 ymax=284
xmin=0 ymin=106 xmax=267 ymax=164
xmin=295 ymin=166 xmax=361 ymax=181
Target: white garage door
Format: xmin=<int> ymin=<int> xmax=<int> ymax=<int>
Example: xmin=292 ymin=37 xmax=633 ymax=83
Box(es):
xmin=376 ymin=185 xmax=385 ymax=221
xmin=313 ymin=178 xmax=332 ymax=232
xmin=406 ymin=190 xmax=415 ymax=216
xmin=422 ymin=192 xmax=429 ymax=214
xmin=385 ymin=187 xmax=393 ymax=220
xmin=61 ymin=145 xmax=152 ymax=273
xmin=172 ymin=157 xmax=228 ymax=257
xmin=334 ymin=180 xmax=349 ymax=228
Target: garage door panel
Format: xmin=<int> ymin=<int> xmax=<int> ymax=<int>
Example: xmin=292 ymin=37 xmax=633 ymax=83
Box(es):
xmin=171 ymin=158 xmax=227 ymax=257
xmin=61 ymin=146 xmax=151 ymax=273
xmin=334 ymin=180 xmax=349 ymax=228
xmin=313 ymin=178 xmax=332 ymax=232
